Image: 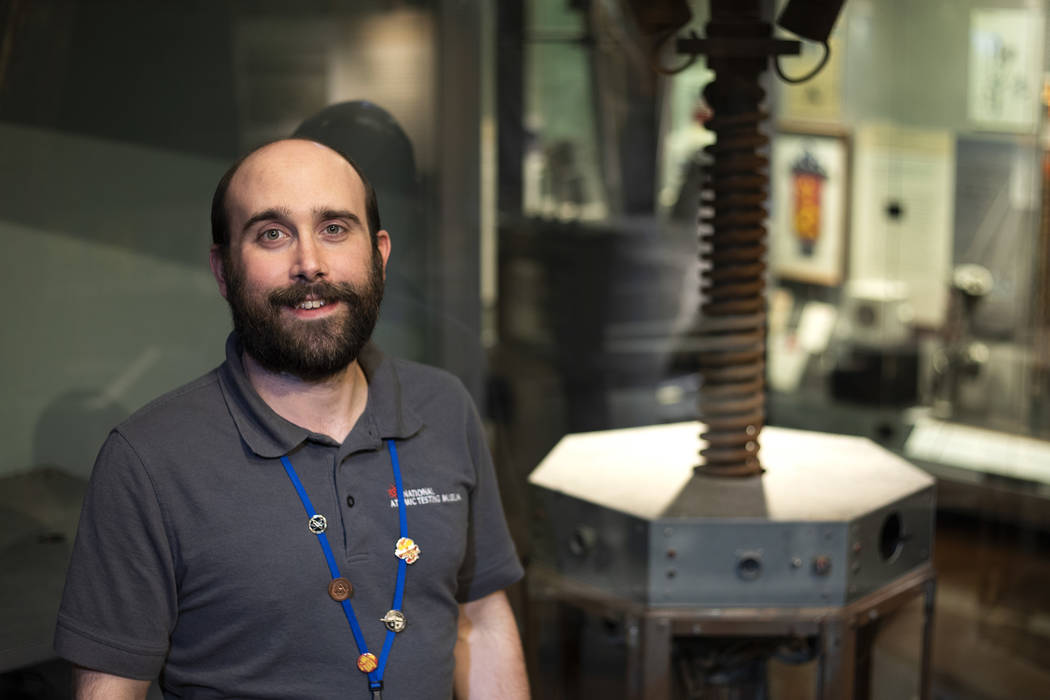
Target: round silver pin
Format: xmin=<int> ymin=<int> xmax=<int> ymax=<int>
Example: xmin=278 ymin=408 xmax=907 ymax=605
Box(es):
xmin=308 ymin=514 xmax=328 ymax=534
xmin=381 ymin=609 xmax=406 ymax=633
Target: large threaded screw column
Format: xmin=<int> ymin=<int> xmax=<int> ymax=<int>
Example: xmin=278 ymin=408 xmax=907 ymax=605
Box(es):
xmin=694 ymin=0 xmax=769 ymax=477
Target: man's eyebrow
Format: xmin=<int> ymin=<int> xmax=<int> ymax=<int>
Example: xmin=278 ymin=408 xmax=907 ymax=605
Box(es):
xmin=241 ymin=207 xmax=293 ymax=234
xmin=316 ymin=209 xmax=363 ymax=227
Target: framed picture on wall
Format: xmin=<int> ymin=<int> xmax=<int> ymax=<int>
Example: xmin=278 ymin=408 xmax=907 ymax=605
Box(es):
xmin=968 ymin=8 xmax=1044 ymax=133
xmin=770 ymin=126 xmax=850 ymax=286
xmin=849 ymin=123 xmax=955 ymax=327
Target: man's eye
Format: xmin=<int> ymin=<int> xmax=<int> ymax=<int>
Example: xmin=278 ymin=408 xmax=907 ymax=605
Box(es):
xmin=261 ymin=228 xmax=283 ymax=241
xmin=325 ymin=224 xmax=344 ymax=234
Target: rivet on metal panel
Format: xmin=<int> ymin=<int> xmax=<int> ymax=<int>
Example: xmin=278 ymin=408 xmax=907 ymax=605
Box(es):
xmin=824 ymin=530 xmax=834 ymax=541
xmin=663 ymin=527 xmax=674 ymax=538
xmin=692 ymin=623 xmax=703 ymax=634
xmin=868 ymin=610 xmax=878 ymax=621
xmin=851 ymin=561 xmax=861 ymax=574
xmin=812 ymin=555 xmax=832 ymax=576
xmin=852 ymin=541 xmax=862 ymax=553
xmin=667 ymin=548 xmax=677 ymax=559
xmin=667 ymin=568 xmax=678 ymax=579
xmin=791 ymin=556 xmax=802 ymax=568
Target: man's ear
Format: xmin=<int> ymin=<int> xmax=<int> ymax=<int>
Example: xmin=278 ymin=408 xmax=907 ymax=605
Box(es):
xmin=376 ymin=230 xmax=392 ymax=280
xmin=209 ymin=245 xmax=229 ymax=300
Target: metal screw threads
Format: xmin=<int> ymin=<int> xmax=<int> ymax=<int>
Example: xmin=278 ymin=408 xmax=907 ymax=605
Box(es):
xmin=694 ymin=2 xmax=769 ymax=477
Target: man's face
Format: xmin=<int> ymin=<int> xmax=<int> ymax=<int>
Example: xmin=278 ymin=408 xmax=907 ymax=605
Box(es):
xmin=211 ymin=140 xmax=391 ymax=381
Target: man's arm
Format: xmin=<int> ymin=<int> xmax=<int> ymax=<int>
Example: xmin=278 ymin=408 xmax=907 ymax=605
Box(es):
xmin=73 ymin=666 xmax=151 ymax=700
xmin=453 ymin=590 xmax=529 ymax=699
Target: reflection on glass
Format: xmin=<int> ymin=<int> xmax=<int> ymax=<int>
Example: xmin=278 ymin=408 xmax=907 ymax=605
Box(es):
xmin=507 ymin=1 xmax=1050 ymax=698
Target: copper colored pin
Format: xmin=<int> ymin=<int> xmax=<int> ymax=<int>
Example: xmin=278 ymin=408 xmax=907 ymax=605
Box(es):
xmin=328 ymin=577 xmax=353 ymax=601
xmin=357 ymin=652 xmax=378 ymax=673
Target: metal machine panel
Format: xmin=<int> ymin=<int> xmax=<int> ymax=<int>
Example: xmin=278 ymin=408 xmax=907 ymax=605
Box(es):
xmin=532 ymin=488 xmax=650 ymax=601
xmin=847 ymin=487 xmax=937 ymax=601
xmin=648 ymin=519 xmax=849 ymax=606
xmin=529 ymin=423 xmax=936 ymax=607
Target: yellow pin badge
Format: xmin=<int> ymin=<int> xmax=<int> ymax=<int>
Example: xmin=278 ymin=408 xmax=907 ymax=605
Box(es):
xmin=394 ymin=537 xmax=420 ymax=564
xmin=357 ymin=652 xmax=378 ymax=673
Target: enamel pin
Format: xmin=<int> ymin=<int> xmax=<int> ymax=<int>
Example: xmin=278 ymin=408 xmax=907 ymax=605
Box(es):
xmin=380 ymin=609 xmax=406 ymax=633
xmin=394 ymin=537 xmax=420 ymax=564
xmin=308 ymin=514 xmax=328 ymax=534
xmin=357 ymin=652 xmax=379 ymax=673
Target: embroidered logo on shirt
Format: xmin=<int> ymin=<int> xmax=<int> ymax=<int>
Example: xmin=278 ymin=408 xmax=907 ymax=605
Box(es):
xmin=388 ymin=485 xmax=462 ymax=508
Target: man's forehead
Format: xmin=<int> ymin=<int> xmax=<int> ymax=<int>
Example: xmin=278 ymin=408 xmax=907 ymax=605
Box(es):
xmin=228 ymin=139 xmax=365 ymax=210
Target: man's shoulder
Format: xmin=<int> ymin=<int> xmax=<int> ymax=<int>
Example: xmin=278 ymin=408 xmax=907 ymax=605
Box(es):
xmin=116 ymin=367 xmax=227 ymax=439
xmin=387 ymin=355 xmax=464 ymax=391
xmin=370 ymin=353 xmax=481 ymax=437
xmin=384 ymin=356 xmax=473 ymax=408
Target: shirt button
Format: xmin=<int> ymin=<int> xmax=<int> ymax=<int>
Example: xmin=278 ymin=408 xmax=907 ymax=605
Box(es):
xmin=346 ymin=494 xmax=356 ymax=507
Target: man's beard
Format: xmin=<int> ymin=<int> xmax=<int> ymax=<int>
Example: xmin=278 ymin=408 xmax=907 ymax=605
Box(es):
xmin=223 ymin=249 xmax=384 ymax=382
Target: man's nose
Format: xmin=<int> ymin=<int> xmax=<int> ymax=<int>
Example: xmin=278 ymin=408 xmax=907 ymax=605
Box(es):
xmin=292 ymin=234 xmax=326 ymax=281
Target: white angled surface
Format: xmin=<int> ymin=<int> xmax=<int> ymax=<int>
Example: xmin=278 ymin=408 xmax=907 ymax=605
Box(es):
xmin=906 ymin=416 xmax=1050 ymax=486
xmin=530 ymin=422 xmax=933 ymax=521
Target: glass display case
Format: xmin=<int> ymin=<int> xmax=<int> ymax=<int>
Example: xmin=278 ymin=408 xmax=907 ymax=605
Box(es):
xmin=2 ymin=0 xmax=1049 ymax=697
xmin=497 ymin=0 xmax=1050 ymax=698
xmin=0 ymin=1 xmax=489 ymax=693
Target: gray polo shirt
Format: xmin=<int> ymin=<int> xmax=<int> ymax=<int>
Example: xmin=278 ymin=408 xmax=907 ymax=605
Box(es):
xmin=55 ymin=335 xmax=523 ymax=699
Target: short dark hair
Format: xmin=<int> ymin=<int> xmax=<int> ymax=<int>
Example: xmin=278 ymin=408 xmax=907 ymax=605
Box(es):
xmin=210 ymin=138 xmax=382 ymax=249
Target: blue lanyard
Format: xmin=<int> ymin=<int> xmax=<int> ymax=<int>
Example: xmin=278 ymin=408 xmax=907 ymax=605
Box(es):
xmin=280 ymin=439 xmax=408 ymax=695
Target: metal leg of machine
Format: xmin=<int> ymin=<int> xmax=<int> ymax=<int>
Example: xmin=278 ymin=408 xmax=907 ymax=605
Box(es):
xmin=530 ymin=564 xmax=935 ymax=699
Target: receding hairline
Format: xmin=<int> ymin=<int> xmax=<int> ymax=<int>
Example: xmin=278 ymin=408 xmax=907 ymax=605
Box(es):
xmin=213 ymin=136 xmax=381 ymax=246
xmin=228 ymin=138 xmax=369 ymax=197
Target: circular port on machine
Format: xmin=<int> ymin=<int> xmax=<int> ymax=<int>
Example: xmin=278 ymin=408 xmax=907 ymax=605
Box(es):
xmin=736 ymin=554 xmax=762 ymax=581
xmin=879 ymin=512 xmax=903 ymax=562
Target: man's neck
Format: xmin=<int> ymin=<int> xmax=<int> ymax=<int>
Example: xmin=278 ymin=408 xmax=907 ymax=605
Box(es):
xmin=242 ymin=352 xmax=368 ymax=444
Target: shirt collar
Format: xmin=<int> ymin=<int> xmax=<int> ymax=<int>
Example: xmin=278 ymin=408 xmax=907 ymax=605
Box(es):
xmin=217 ymin=333 xmax=423 ymax=459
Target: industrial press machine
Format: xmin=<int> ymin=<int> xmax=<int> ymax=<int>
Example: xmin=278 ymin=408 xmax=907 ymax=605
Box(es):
xmin=527 ymin=2 xmax=937 ymax=697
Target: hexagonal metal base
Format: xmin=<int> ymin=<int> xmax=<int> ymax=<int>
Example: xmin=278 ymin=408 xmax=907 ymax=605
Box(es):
xmin=529 ymin=423 xmax=935 ymax=607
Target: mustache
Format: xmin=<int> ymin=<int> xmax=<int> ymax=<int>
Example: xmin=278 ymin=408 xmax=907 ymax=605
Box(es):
xmin=267 ymin=281 xmax=364 ymax=307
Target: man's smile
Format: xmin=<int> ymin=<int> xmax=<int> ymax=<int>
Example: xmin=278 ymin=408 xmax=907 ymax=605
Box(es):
xmin=286 ymin=297 xmax=342 ymax=319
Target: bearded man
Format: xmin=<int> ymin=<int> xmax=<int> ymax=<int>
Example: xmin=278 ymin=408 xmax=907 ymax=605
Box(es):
xmin=54 ymin=139 xmax=528 ymax=700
